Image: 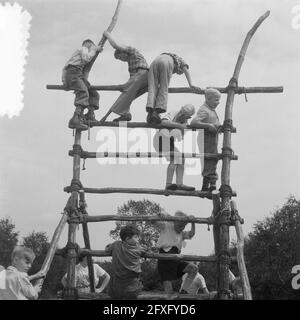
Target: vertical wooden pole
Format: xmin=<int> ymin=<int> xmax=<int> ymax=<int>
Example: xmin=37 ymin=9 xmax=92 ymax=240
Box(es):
xmin=217 ymin=12 xmax=270 ymax=300
xmin=218 ymin=86 xmax=235 ymax=300
xmin=212 ymin=191 xmax=221 ymax=291
xmin=79 ymin=190 xmax=95 ymax=293
xmin=65 ymin=130 xmax=82 ymax=299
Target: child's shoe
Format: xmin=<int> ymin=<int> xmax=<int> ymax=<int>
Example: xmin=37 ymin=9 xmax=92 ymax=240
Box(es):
xmin=177 ymin=184 xmax=195 ymax=192
xmin=68 ymin=113 xmax=88 ymax=131
xmin=113 ymin=113 xmax=132 ymax=122
xmin=150 ymin=110 xmax=162 ymax=124
xmin=146 ymin=110 xmax=161 ymax=124
xmin=165 ymin=184 xmax=178 ymax=191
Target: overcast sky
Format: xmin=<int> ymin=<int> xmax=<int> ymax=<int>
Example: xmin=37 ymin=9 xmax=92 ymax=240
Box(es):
xmin=0 ymin=0 xmax=300 ymax=258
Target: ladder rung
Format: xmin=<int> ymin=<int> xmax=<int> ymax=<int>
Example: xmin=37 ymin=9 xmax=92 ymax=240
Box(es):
xmin=64 ymin=187 xmax=238 ymax=198
xmin=68 ymin=214 xmax=213 ymax=225
xmin=78 ymin=249 xmax=236 ymax=263
xmin=69 ymin=150 xmax=238 ymax=160
xmin=74 ymin=291 xmax=217 ymax=300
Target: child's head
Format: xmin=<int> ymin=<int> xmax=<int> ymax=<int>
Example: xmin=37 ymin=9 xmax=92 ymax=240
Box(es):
xmin=82 ymin=39 xmax=95 ymax=49
xmin=120 ymin=224 xmax=140 ymax=245
xmin=174 ymin=211 xmax=188 ymax=234
xmin=205 ymin=88 xmax=221 ymax=109
xmin=11 ymin=246 xmax=35 ymax=273
xmin=114 ymin=49 xmax=129 ymax=62
xmin=177 ymin=104 xmax=195 ymax=123
xmin=77 ymin=253 xmax=88 ymax=267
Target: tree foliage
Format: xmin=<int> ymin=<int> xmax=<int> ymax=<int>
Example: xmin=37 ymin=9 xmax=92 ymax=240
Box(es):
xmin=244 ymin=195 xmax=300 ymax=300
xmin=0 ymin=218 xmax=19 ymax=267
xmin=22 ymin=231 xmax=66 ymax=299
xmin=109 ymin=199 xmax=163 ymax=251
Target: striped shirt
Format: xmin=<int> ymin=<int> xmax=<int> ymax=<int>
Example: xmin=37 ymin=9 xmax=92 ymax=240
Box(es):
xmin=161 ymin=53 xmax=189 ymax=75
xmin=122 ymin=46 xmax=149 ymax=76
xmin=64 ymin=46 xmax=98 ymax=71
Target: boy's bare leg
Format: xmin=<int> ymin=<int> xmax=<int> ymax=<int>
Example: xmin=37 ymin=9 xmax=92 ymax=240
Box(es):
xmin=166 ymin=163 xmax=176 ymax=189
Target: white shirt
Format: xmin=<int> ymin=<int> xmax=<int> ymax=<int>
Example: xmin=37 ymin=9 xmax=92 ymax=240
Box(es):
xmin=180 ymin=272 xmax=207 ymax=294
xmin=156 ymin=221 xmax=190 ymax=252
xmin=64 ymin=46 xmax=98 ymax=70
xmin=0 ymin=266 xmax=38 ymax=300
xmin=62 ymin=263 xmax=106 ymax=294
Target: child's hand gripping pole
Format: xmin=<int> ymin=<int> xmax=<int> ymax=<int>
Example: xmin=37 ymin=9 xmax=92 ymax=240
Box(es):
xmin=83 ymin=0 xmax=123 ymax=80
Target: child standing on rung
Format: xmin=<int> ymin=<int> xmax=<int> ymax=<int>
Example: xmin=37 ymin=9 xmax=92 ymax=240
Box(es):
xmin=105 ymin=224 xmax=147 ymax=299
xmin=153 ymin=211 xmax=198 ymax=294
xmin=153 ymin=104 xmax=196 ymax=191
xmin=191 ymin=88 xmax=221 ymax=192
xmin=62 ymin=39 xmax=102 ymax=131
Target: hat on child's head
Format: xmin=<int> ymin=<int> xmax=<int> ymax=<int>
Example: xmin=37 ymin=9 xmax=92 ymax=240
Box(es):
xmin=205 ymin=88 xmax=221 ymax=99
xmin=180 ymin=104 xmax=195 ymax=117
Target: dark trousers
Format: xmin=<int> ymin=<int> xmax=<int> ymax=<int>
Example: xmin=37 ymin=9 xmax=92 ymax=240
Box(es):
xmin=202 ymin=132 xmax=218 ymax=183
xmin=62 ymin=65 xmax=99 ymax=110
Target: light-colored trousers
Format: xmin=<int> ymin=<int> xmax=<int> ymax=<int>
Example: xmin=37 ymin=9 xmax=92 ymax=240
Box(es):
xmin=111 ymin=69 xmax=148 ymax=115
xmin=146 ymin=55 xmax=174 ymax=113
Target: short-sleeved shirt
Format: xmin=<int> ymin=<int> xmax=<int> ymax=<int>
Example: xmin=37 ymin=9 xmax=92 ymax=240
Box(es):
xmin=121 ymin=46 xmax=149 ymax=76
xmin=105 ymin=241 xmax=146 ymax=279
xmin=161 ymin=53 xmax=189 ymax=75
xmin=180 ymin=272 xmax=207 ymax=294
xmin=64 ymin=46 xmax=98 ymax=71
xmin=156 ymin=221 xmax=191 ymax=252
xmin=154 ymin=109 xmax=187 ymax=144
xmin=0 ymin=266 xmax=38 ymax=300
xmin=61 ymin=263 xmax=106 ymax=293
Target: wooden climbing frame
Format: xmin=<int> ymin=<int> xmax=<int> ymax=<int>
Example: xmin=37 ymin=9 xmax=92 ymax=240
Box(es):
xmin=42 ymin=10 xmax=283 ymax=300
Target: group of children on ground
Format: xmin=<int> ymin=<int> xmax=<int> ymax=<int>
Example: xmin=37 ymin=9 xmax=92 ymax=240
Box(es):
xmin=63 ymin=32 xmax=222 ymax=192
xmin=0 ymin=215 xmax=242 ymax=300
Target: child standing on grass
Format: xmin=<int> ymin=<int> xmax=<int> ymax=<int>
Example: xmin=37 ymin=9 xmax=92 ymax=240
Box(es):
xmin=105 ymin=224 xmax=147 ymax=299
xmin=0 ymin=246 xmax=44 ymax=300
xmin=62 ymin=39 xmax=102 ymax=131
xmin=61 ymin=253 xmax=110 ymax=294
xmin=191 ymin=88 xmax=221 ymax=192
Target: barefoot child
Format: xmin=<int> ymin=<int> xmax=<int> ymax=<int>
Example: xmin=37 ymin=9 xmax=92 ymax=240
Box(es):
xmin=0 ymin=246 xmax=44 ymax=300
xmin=153 ymin=211 xmax=198 ymax=294
xmin=62 ymin=39 xmax=102 ymax=130
xmin=191 ymin=88 xmax=221 ymax=191
xmin=153 ymin=104 xmax=195 ymax=191
xmin=105 ymin=224 xmax=147 ymax=299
